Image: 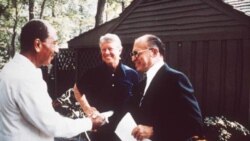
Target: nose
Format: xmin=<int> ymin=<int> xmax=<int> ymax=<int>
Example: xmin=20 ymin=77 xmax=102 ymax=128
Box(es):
xmin=102 ymin=48 xmax=110 ymax=54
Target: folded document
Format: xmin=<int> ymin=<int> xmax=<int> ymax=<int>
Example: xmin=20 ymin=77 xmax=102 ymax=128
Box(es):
xmin=115 ymin=112 xmax=151 ymax=141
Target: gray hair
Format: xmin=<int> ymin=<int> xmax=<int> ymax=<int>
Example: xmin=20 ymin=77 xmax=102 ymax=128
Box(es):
xmin=99 ymin=33 xmax=122 ymax=49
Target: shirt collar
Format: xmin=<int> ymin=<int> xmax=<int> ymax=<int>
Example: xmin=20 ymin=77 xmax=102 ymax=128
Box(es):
xmin=14 ymin=53 xmax=37 ymax=68
xmin=14 ymin=53 xmax=42 ymax=77
xmin=103 ymin=61 xmax=125 ymax=77
xmin=143 ymin=60 xmax=164 ymax=94
xmin=146 ymin=60 xmax=164 ymax=80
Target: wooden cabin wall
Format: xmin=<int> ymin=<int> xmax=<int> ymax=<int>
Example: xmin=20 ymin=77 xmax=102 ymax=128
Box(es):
xmin=164 ymin=38 xmax=249 ymax=127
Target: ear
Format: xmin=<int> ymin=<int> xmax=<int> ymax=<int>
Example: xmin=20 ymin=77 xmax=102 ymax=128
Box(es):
xmin=119 ymin=47 xmax=123 ymax=54
xmin=117 ymin=47 xmax=123 ymax=56
xmin=34 ymin=38 xmax=42 ymax=53
xmin=151 ymin=47 xmax=159 ymax=56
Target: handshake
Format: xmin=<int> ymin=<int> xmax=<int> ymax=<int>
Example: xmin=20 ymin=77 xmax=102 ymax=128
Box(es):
xmin=87 ymin=107 xmax=113 ymax=131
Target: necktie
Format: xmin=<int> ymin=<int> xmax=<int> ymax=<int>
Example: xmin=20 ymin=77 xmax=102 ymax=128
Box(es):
xmin=139 ymin=74 xmax=147 ymax=107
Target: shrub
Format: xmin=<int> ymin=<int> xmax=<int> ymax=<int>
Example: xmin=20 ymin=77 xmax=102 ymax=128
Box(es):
xmin=204 ymin=116 xmax=250 ymax=141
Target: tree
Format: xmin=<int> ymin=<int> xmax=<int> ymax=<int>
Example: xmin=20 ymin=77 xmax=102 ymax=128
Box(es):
xmin=39 ymin=0 xmax=47 ymax=18
xmin=0 ymin=0 xmax=133 ymax=69
xmin=0 ymin=0 xmax=9 ymax=17
xmin=2 ymin=0 xmax=25 ymax=58
xmin=95 ymin=0 xmax=132 ymax=27
xmin=95 ymin=0 xmax=106 ymax=27
xmin=29 ymin=0 xmax=35 ymax=20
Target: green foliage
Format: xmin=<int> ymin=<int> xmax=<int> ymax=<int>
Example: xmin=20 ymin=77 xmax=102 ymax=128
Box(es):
xmin=0 ymin=0 xmax=97 ymax=61
xmin=204 ymin=116 xmax=250 ymax=141
xmin=38 ymin=0 xmax=98 ymax=48
xmin=105 ymin=0 xmax=133 ymax=21
xmin=0 ymin=0 xmax=133 ymax=68
xmin=0 ymin=46 xmax=9 ymax=70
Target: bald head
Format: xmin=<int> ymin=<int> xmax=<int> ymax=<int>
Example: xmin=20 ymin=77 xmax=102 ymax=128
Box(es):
xmin=135 ymin=34 xmax=165 ymax=56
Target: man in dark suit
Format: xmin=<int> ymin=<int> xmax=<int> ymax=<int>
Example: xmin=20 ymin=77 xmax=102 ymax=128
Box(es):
xmin=128 ymin=34 xmax=204 ymax=141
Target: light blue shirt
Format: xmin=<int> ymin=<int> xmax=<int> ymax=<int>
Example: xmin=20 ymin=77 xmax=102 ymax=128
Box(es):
xmin=0 ymin=53 xmax=92 ymax=141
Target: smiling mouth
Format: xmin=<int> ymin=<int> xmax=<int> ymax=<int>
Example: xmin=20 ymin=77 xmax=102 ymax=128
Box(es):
xmin=104 ymin=56 xmax=113 ymax=60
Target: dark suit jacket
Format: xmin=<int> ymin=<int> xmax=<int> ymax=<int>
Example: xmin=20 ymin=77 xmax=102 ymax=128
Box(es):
xmin=128 ymin=64 xmax=203 ymax=141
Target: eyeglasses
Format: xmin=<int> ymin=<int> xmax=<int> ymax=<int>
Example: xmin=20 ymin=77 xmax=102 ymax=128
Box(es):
xmin=130 ymin=49 xmax=150 ymax=57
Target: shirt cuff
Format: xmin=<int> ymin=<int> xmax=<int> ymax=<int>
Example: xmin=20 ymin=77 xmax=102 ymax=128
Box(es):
xmin=80 ymin=118 xmax=93 ymax=131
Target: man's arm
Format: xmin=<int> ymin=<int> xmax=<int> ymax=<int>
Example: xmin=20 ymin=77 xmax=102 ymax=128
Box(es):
xmin=73 ymin=84 xmax=98 ymax=116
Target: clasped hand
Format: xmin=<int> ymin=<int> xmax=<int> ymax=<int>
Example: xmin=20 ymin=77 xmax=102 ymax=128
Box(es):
xmin=85 ymin=107 xmax=106 ymax=131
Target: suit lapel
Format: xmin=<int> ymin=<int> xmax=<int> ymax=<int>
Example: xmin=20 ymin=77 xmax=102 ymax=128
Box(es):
xmin=140 ymin=64 xmax=169 ymax=106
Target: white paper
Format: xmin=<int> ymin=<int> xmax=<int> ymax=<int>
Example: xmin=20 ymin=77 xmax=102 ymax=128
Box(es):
xmin=115 ymin=112 xmax=137 ymax=141
xmin=115 ymin=112 xmax=152 ymax=141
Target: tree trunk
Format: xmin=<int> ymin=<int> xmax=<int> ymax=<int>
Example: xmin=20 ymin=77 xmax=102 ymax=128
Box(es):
xmin=29 ymin=0 xmax=35 ymax=20
xmin=10 ymin=0 xmax=19 ymax=57
xmin=121 ymin=0 xmax=125 ymax=11
xmin=95 ymin=0 xmax=106 ymax=27
xmin=52 ymin=1 xmax=55 ymax=17
xmin=10 ymin=20 xmax=17 ymax=57
xmin=40 ymin=0 xmax=47 ymax=19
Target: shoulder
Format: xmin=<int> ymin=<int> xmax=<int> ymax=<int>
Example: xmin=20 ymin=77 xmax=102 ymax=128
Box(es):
xmin=121 ymin=64 xmax=137 ymax=73
xmin=161 ymin=64 xmax=190 ymax=83
xmin=162 ymin=64 xmax=184 ymax=77
xmin=121 ymin=64 xmax=139 ymax=83
xmin=121 ymin=64 xmax=138 ymax=78
xmin=159 ymin=65 xmax=194 ymax=94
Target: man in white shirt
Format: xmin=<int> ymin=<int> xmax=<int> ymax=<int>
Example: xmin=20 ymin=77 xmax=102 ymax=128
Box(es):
xmin=0 ymin=19 xmax=105 ymax=141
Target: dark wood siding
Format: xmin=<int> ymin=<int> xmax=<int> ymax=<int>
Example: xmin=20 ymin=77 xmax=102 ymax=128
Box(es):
xmin=224 ymin=0 xmax=250 ymax=16
xmin=114 ymin=0 xmax=249 ymax=39
xmin=163 ymin=38 xmax=250 ymax=126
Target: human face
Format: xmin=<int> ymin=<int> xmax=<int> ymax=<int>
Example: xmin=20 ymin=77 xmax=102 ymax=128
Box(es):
xmin=100 ymin=41 xmax=121 ymax=68
xmin=39 ymin=26 xmax=59 ymax=66
xmin=131 ymin=41 xmax=152 ymax=73
xmin=131 ymin=41 xmax=153 ymax=73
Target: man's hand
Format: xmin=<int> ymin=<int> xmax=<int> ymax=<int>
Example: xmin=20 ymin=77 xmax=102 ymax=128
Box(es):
xmin=132 ymin=125 xmax=153 ymax=141
xmin=90 ymin=113 xmax=106 ymax=131
xmin=85 ymin=106 xmax=99 ymax=117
